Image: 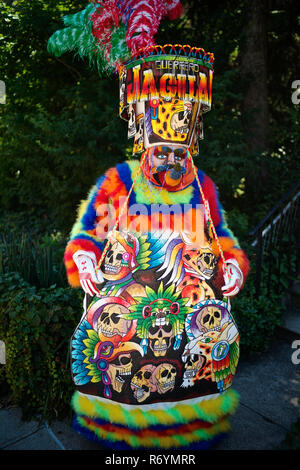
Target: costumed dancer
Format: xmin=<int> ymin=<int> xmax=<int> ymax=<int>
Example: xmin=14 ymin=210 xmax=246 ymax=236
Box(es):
xmin=48 ymin=0 xmax=250 ymax=450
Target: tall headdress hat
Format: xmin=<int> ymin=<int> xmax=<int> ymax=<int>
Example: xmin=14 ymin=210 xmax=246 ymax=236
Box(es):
xmin=47 ymin=1 xmax=214 ymax=156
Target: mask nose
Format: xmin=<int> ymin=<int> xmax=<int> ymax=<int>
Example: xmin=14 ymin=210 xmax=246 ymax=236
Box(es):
xmin=168 ymin=152 xmax=175 ymax=165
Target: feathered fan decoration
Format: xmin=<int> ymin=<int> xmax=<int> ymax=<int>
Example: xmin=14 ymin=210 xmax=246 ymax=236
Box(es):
xmin=47 ymin=0 xmax=183 ymax=75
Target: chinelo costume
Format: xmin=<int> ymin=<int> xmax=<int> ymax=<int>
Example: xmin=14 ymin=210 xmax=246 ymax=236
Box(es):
xmin=48 ymin=0 xmax=250 ymax=450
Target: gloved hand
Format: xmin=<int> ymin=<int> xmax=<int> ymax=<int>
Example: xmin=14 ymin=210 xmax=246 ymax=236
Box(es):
xmin=221 ymin=259 xmax=243 ymax=297
xmin=73 ymin=250 xmax=104 ymax=297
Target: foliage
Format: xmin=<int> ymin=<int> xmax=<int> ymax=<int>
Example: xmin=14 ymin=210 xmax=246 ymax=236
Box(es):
xmin=0 ymin=228 xmax=67 ymax=289
xmin=0 ymin=0 xmax=129 ymax=232
xmin=0 ymin=1 xmax=299 ymax=232
xmin=232 ymin=233 xmax=298 ymax=358
xmin=277 ymin=412 xmax=300 ymax=450
xmin=0 ymin=271 xmax=82 ymax=421
xmin=232 ymin=278 xmax=283 ymax=358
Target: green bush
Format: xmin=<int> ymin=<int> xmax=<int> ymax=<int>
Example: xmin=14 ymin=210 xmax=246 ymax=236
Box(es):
xmin=277 ymin=413 xmax=300 ymax=450
xmin=232 ymin=282 xmax=283 ymax=358
xmin=0 ymin=224 xmax=67 ymax=289
xmin=0 ymin=272 xmax=82 ymax=421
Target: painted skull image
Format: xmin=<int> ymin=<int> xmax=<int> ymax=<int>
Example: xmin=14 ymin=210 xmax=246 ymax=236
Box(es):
xmin=197 ymin=247 xmax=217 ymax=279
xmin=85 ymin=336 xmax=144 ymax=398
xmin=107 ymin=352 xmax=133 ymax=393
xmin=185 ymin=300 xmax=231 ymax=340
xmin=148 ymin=323 xmax=174 ymax=357
xmin=153 ymin=363 xmax=177 ymax=394
xmin=101 ymin=241 xmax=128 ymax=280
xmin=97 ymin=303 xmax=133 ymax=343
xmin=197 ymin=306 xmax=222 ymax=333
xmin=170 ymin=103 xmax=192 ymax=134
xmin=182 ymin=243 xmax=217 ymax=280
xmin=130 ymin=364 xmax=156 ymax=403
xmin=133 ymin=113 xmax=144 ymax=153
xmin=87 ymin=297 xmax=137 ymax=349
xmin=123 ymin=282 xmax=192 ymax=355
xmin=128 ymin=103 xmax=136 ymax=138
xmin=100 ymin=232 xmax=139 ymax=281
xmin=144 ymin=300 xmax=180 ymax=356
xmin=145 ymin=98 xmax=199 ymax=146
xmin=181 ymin=337 xmax=206 ymax=388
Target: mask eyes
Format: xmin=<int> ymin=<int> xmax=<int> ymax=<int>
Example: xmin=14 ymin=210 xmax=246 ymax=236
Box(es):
xmin=152 ymin=147 xmax=188 ymax=164
xmin=156 ymin=154 xmax=168 ymax=160
xmin=154 ymin=146 xmax=172 ymax=157
xmin=174 ymin=149 xmax=187 ymax=159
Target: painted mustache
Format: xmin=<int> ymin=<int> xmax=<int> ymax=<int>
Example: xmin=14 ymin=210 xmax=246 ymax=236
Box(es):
xmin=155 ymin=163 xmax=187 ymax=180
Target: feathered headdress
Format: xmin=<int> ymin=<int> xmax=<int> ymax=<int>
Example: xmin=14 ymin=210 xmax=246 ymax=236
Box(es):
xmin=47 ymin=0 xmax=183 ymax=76
xmin=48 ymin=1 xmax=214 ymax=154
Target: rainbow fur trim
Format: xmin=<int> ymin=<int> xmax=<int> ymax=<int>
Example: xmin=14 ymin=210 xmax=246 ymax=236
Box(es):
xmin=72 ymin=389 xmax=239 ymax=427
xmin=71 ymin=389 xmax=239 ymax=448
xmin=64 ymin=159 xmax=250 ymax=287
xmin=73 ymin=414 xmax=230 ymax=449
xmin=72 ymin=416 xmax=227 ymax=450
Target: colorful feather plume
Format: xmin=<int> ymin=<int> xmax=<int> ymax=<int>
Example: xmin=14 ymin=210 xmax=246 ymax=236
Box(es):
xmin=47 ymin=0 xmax=183 ymax=75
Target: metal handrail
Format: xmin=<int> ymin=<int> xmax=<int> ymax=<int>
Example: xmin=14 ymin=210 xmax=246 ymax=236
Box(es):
xmin=249 ymin=179 xmax=300 ymax=238
xmin=251 ymin=188 xmax=300 ymax=248
xmin=248 ymin=179 xmax=300 ymax=297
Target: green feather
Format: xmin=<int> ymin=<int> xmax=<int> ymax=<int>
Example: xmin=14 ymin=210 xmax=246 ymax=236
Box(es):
xmin=47 ymin=4 xmax=127 ymax=76
xmin=63 ymin=4 xmax=95 ymax=28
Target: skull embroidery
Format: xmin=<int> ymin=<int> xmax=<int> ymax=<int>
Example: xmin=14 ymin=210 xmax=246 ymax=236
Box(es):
xmin=197 ymin=247 xmax=217 ymax=279
xmin=101 ymin=241 xmax=128 ymax=280
xmin=88 ymin=338 xmax=144 ymax=399
xmin=124 ymin=282 xmax=192 ymax=355
xmin=148 ymin=323 xmax=174 ymax=357
xmin=153 ymin=363 xmax=177 ymax=394
xmin=97 ymin=303 xmax=133 ymax=344
xmin=197 ymin=306 xmax=222 ymax=333
xmin=107 ymin=352 xmax=133 ymax=393
xmin=198 ymin=247 xmax=217 ymax=279
xmin=100 ymin=231 xmax=139 ymax=282
xmin=182 ymin=244 xmax=217 ymax=280
xmin=181 ymin=338 xmax=206 ymax=388
xmin=130 ymin=365 xmax=156 ymax=403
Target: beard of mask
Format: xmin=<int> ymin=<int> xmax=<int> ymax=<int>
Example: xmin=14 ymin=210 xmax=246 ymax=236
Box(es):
xmin=154 ymin=162 xmax=187 ymax=186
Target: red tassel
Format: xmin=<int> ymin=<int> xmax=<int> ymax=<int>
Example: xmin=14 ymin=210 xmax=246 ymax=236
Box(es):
xmin=166 ymin=1 xmax=182 ymax=21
